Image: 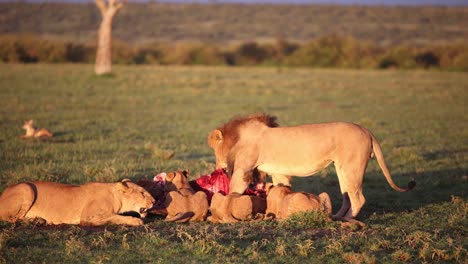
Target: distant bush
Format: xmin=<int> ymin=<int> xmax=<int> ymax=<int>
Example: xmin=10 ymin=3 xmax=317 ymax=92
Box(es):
xmin=286 ymin=35 xmax=380 ymax=68
xmin=0 ymin=34 xmax=87 ymax=63
xmin=133 ymin=45 xmax=164 ymax=65
xmin=0 ymin=34 xmax=467 ymax=71
xmin=160 ymin=43 xmax=225 ymax=65
xmin=232 ymin=42 xmax=272 ymax=65
xmin=378 ymin=57 xmax=399 ymax=69
xmin=414 ymin=51 xmax=439 ymax=69
xmin=434 ymin=43 xmax=468 ymax=71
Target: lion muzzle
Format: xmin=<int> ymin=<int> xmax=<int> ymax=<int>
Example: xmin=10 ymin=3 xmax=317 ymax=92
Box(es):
xmin=139 ymin=207 xmax=151 ymax=217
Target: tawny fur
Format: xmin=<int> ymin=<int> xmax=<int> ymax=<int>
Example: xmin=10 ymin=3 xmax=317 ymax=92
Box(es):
xmin=0 ymin=179 xmax=155 ymax=226
xmin=208 ymin=113 xmax=415 ymax=221
xmin=160 ymin=171 xmax=209 ymax=222
xmin=21 ymin=120 xmax=53 ymax=139
xmin=208 ymin=192 xmax=266 ymax=223
xmin=265 ymin=184 xmax=332 ymax=220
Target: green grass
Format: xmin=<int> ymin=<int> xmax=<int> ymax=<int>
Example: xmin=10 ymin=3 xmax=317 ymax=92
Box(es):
xmin=0 ymin=64 xmax=467 ymax=263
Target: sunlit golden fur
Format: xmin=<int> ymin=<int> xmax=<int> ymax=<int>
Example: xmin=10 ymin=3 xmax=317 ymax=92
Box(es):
xmin=265 ymin=184 xmax=332 ymax=220
xmin=160 ymin=170 xmax=209 ymax=222
xmin=21 ymin=120 xmax=53 ymax=139
xmin=208 ymin=193 xmax=266 ymax=223
xmin=0 ymin=179 xmax=155 ymax=226
xmin=208 ymin=113 xmax=415 ymax=221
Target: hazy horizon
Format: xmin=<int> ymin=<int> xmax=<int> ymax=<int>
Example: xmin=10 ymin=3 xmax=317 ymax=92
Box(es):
xmin=1 ymin=0 xmax=467 ymax=6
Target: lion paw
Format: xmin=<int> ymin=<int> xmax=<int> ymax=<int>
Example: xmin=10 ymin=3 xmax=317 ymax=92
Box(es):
xmin=126 ymin=217 xmax=144 ymax=226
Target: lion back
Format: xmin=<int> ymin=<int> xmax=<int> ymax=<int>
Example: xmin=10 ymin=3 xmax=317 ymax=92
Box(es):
xmin=285 ymin=193 xmax=318 ymax=218
xmin=190 ymin=191 xmax=209 ymax=221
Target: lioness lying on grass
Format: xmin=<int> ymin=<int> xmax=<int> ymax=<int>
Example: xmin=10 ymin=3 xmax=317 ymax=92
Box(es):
xmin=151 ymin=170 xmax=209 ymax=222
xmin=0 ymin=179 xmax=155 ymax=226
xmin=265 ymin=184 xmax=332 ymax=220
xmin=207 ymin=192 xmax=266 ymax=223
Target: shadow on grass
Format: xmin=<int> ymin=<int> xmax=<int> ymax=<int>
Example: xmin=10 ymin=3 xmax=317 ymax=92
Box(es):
xmin=290 ymin=168 xmax=466 ymax=220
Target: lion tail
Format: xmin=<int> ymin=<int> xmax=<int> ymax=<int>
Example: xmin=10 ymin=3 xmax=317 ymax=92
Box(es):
xmin=251 ymin=213 xmax=265 ymax=222
xmin=370 ymin=133 xmax=416 ymax=192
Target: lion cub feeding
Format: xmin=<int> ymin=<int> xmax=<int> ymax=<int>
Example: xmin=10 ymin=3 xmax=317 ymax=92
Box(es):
xmin=0 ymin=179 xmax=155 ymax=226
xmin=265 ymin=184 xmax=332 ymax=220
xmin=156 ymin=170 xmax=209 ymax=222
xmin=208 ymin=192 xmax=266 ymax=223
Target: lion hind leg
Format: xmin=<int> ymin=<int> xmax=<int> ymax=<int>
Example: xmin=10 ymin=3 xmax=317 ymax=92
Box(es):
xmin=0 ymin=183 xmax=35 ymax=222
xmin=332 ymin=184 xmax=365 ymax=221
xmin=344 ymin=189 xmax=366 ymax=220
xmin=333 ymin=160 xmax=366 ymax=220
xmin=333 ymin=193 xmax=350 ymax=219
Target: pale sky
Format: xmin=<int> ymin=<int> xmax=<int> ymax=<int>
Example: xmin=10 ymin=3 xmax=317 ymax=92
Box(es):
xmin=6 ymin=0 xmax=468 ymax=5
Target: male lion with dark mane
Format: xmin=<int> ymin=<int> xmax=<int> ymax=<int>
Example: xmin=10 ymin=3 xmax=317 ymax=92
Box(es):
xmin=207 ymin=113 xmax=415 ymax=222
xmin=0 ymin=179 xmax=155 ymax=226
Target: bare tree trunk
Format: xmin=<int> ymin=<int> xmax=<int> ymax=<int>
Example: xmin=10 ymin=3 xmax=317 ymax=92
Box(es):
xmin=94 ymin=0 xmax=124 ymax=75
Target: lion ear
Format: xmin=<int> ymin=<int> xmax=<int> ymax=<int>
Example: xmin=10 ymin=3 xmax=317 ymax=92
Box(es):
xmin=166 ymin=172 xmax=175 ymax=182
xmin=117 ymin=181 xmax=129 ymax=192
xmin=208 ymin=129 xmax=223 ymax=148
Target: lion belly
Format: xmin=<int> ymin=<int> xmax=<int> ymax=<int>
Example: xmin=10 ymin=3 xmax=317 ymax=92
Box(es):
xmin=257 ymin=159 xmax=332 ymax=177
xmin=24 ymin=182 xmax=86 ymax=224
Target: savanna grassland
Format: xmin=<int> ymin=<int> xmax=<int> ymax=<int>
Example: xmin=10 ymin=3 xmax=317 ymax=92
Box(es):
xmin=0 ymin=64 xmax=467 ymax=263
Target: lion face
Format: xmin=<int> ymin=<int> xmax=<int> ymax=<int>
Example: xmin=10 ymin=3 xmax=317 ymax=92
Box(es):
xmin=117 ymin=181 xmax=155 ymax=218
xmin=207 ymin=129 xmax=229 ymax=170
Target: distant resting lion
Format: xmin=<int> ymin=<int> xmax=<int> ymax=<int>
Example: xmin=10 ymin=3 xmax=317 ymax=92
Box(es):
xmin=0 ymin=179 xmax=155 ymax=226
xmin=207 ymin=113 xmax=415 ymax=221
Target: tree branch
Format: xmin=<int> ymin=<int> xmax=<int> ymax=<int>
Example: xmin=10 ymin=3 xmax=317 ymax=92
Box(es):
xmin=109 ymin=0 xmax=125 ymax=10
xmin=95 ymin=0 xmax=107 ymax=16
xmin=114 ymin=2 xmax=124 ymax=11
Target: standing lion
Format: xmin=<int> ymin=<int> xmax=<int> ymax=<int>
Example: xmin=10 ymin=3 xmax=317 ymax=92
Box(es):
xmin=207 ymin=113 xmax=415 ymax=222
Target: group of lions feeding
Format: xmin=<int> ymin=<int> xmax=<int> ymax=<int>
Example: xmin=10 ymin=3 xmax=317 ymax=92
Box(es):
xmin=0 ymin=113 xmax=415 ymax=227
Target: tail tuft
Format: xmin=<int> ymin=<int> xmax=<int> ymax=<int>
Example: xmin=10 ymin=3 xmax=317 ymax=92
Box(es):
xmin=408 ymin=180 xmax=416 ymax=190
